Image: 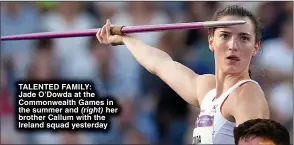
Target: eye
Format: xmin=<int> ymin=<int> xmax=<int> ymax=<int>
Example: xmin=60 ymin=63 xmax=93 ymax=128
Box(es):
xmin=241 ymin=36 xmax=250 ymax=42
xmin=220 ymin=34 xmax=229 ymax=39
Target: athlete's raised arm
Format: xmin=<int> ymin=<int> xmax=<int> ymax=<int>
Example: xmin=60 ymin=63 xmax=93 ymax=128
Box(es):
xmin=96 ymin=20 xmax=215 ymax=107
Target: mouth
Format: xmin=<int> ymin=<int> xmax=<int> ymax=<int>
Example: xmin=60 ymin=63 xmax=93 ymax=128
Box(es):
xmin=226 ymin=55 xmax=240 ymax=61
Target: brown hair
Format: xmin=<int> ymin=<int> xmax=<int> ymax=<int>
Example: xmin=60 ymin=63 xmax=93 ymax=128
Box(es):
xmin=209 ymin=5 xmax=263 ymax=78
xmin=209 ymin=5 xmax=263 ymax=42
xmin=234 ymin=119 xmax=290 ymax=145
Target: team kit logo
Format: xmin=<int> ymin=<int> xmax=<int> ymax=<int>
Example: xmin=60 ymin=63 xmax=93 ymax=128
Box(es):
xmin=193 ymin=104 xmax=218 ymax=144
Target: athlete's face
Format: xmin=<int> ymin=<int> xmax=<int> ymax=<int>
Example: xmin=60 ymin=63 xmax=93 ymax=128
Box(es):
xmin=238 ymin=136 xmax=276 ymax=145
xmin=209 ymin=16 xmax=260 ymax=76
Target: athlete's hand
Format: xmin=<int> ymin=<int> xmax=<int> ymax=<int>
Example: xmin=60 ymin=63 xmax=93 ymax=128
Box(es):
xmin=96 ymin=19 xmax=124 ymax=46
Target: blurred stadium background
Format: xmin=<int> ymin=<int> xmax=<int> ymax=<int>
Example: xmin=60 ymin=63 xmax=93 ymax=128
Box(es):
xmin=0 ymin=1 xmax=293 ymax=144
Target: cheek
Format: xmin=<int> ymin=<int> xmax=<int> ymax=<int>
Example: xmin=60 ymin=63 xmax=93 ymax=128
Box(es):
xmin=213 ymin=38 xmax=227 ymax=52
xmin=213 ymin=43 xmax=226 ymax=57
xmin=241 ymin=46 xmax=255 ymax=58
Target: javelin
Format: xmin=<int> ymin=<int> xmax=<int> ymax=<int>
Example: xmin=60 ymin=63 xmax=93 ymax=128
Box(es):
xmin=0 ymin=20 xmax=246 ymax=41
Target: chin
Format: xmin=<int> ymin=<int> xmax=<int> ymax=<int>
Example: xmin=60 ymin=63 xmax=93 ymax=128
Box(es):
xmin=222 ymin=67 xmax=242 ymax=75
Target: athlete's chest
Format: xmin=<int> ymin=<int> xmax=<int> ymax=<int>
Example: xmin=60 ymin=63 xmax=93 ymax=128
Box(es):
xmin=192 ymin=102 xmax=218 ymax=144
xmin=193 ymin=80 xmax=255 ymax=144
xmin=196 ymin=102 xmax=217 ymax=126
xmin=193 ymin=98 xmax=233 ymax=144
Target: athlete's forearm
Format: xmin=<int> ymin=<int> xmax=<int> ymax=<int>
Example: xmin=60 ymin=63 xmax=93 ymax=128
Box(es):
xmin=122 ymin=36 xmax=172 ymax=74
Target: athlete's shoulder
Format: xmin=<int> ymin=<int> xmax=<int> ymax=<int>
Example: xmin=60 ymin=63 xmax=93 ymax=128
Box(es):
xmin=236 ymin=80 xmax=265 ymax=100
xmin=232 ymin=80 xmax=266 ymax=107
xmin=231 ymin=80 xmax=270 ymax=125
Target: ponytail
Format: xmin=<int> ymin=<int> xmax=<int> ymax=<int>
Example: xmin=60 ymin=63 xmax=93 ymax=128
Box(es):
xmin=249 ymin=69 xmax=252 ymax=78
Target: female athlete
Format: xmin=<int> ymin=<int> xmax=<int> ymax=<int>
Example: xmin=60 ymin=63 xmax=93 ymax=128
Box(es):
xmin=96 ymin=5 xmax=270 ymax=144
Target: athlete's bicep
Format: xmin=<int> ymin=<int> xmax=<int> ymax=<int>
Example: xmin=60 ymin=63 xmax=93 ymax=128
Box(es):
xmin=232 ymin=84 xmax=270 ymax=126
xmin=155 ymin=60 xmax=215 ymax=107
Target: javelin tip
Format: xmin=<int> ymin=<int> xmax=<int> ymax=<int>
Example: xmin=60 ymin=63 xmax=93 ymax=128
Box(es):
xmin=203 ymin=20 xmax=247 ymax=28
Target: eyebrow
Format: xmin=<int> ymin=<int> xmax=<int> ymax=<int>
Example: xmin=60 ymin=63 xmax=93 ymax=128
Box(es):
xmin=219 ymin=31 xmax=252 ymax=36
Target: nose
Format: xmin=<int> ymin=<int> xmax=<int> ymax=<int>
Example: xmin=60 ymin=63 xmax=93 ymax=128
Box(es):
xmin=228 ymin=37 xmax=238 ymax=51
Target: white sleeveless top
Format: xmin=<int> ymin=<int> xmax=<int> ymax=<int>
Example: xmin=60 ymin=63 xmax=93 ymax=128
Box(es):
xmin=192 ymin=79 xmax=259 ymax=144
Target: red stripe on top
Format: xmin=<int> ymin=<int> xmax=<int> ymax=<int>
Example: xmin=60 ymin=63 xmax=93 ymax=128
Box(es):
xmin=220 ymin=81 xmax=249 ymax=113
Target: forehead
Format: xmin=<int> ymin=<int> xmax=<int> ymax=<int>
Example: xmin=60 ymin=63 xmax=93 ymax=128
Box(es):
xmin=238 ymin=137 xmax=276 ymax=145
xmin=214 ymin=16 xmax=255 ymax=35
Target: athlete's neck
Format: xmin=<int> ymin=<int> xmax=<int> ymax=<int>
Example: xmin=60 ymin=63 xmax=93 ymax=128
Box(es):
xmin=215 ymin=69 xmax=250 ymax=99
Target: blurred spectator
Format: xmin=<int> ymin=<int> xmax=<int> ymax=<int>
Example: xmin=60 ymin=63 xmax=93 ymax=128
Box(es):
xmin=257 ymin=2 xmax=287 ymax=41
xmin=1 ymin=2 xmax=40 ymax=58
xmin=1 ymin=2 xmax=40 ymax=96
xmin=40 ymin=2 xmax=97 ymax=79
xmin=92 ymin=2 xmax=127 ymax=23
xmin=87 ymin=37 xmax=126 ymax=144
xmin=34 ymin=2 xmax=57 ymax=13
xmin=139 ymin=31 xmax=189 ymax=144
xmin=25 ymin=39 xmax=59 ymax=144
xmin=25 ymin=39 xmax=87 ymax=144
xmin=184 ymin=2 xmax=219 ymax=47
xmin=182 ymin=2 xmax=217 ymax=76
xmin=157 ymin=2 xmax=186 ymax=22
xmin=110 ymin=2 xmax=171 ymax=98
xmin=26 ymin=39 xmax=58 ymax=80
xmin=183 ymin=39 xmax=215 ymax=75
xmin=141 ymin=31 xmax=187 ymax=95
xmin=142 ymin=30 xmax=191 ymax=143
xmin=256 ymin=18 xmax=292 ymax=85
xmin=0 ymin=61 xmax=13 ymax=118
xmin=88 ymin=36 xmax=120 ymax=97
xmin=183 ymin=2 xmax=217 ymax=75
xmin=283 ymin=1 xmax=293 ymax=17
xmin=268 ymin=82 xmax=293 ymax=127
xmin=0 ymin=60 xmax=25 ymax=144
xmin=155 ymin=85 xmax=189 ymax=145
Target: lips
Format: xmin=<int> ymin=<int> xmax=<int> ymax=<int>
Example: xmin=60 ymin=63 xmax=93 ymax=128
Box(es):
xmin=226 ymin=55 xmax=240 ymax=61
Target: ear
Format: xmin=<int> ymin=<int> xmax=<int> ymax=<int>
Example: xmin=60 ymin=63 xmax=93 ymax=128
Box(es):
xmin=252 ymin=41 xmax=261 ymax=56
xmin=208 ymin=35 xmax=214 ymax=52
